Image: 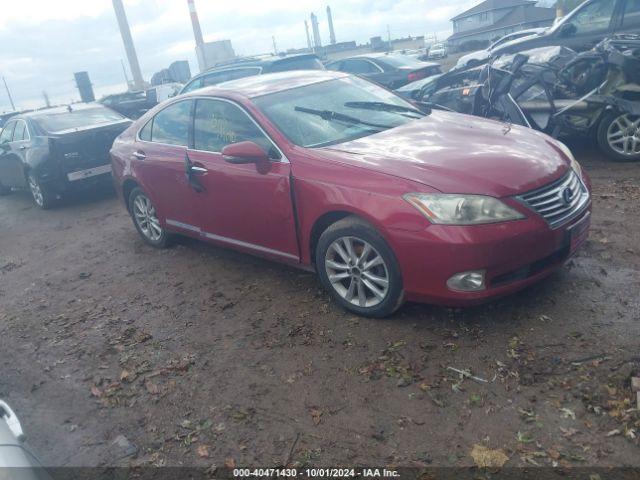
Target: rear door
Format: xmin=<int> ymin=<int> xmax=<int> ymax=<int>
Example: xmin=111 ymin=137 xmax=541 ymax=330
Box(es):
xmin=6 ymin=120 xmax=30 ymax=187
xmin=0 ymin=121 xmax=27 ymax=188
xmin=185 ymin=98 xmax=299 ymax=262
xmin=133 ymin=99 xmax=202 ymax=232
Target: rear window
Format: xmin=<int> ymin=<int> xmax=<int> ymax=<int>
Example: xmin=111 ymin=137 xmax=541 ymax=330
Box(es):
xmin=376 ymin=55 xmax=427 ymax=69
xmin=268 ymin=56 xmax=325 ymax=73
xmin=34 ymin=106 xmax=126 ymax=133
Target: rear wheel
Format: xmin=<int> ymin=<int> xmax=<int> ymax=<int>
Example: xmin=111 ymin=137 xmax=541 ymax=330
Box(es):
xmin=128 ymin=187 xmax=172 ymax=248
xmin=316 ymin=216 xmax=404 ymax=318
xmin=597 ymin=111 xmax=640 ymax=161
xmin=27 ymin=173 xmax=56 ymax=209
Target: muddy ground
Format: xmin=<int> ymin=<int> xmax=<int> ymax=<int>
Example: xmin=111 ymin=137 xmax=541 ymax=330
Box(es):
xmin=0 ymin=141 xmax=639 ymax=470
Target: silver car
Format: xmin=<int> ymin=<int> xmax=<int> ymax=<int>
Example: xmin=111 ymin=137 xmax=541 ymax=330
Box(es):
xmin=0 ymin=401 xmax=52 ymax=480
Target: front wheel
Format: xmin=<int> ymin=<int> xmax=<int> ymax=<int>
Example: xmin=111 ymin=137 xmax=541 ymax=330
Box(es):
xmin=128 ymin=187 xmax=172 ymax=248
xmin=597 ymin=111 xmax=640 ymax=161
xmin=316 ymin=216 xmax=404 ymax=318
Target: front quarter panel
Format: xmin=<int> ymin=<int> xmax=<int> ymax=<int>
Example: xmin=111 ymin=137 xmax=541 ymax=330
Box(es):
xmin=288 ymin=147 xmax=437 ymax=265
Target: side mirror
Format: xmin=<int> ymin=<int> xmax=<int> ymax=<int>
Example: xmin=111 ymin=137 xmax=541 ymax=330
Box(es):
xmin=222 ymin=141 xmax=270 ymax=164
xmin=559 ymin=22 xmax=577 ymax=38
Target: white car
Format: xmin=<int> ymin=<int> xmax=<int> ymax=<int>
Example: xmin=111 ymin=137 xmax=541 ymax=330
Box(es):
xmin=428 ymin=43 xmax=448 ymax=59
xmin=455 ymin=28 xmax=547 ymax=69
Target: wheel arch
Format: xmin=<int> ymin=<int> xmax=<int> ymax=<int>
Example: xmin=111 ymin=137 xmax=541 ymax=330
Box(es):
xmin=308 ymin=208 xmax=390 ymax=266
xmin=122 ymin=177 xmax=140 ymax=211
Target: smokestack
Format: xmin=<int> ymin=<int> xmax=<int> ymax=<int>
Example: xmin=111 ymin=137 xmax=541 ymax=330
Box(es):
xmin=112 ymin=0 xmax=144 ymax=91
xmin=304 ymin=20 xmax=312 ymax=50
xmin=187 ymin=0 xmax=204 ymax=47
xmin=326 ymin=6 xmax=336 ymax=45
xmin=310 ymin=13 xmax=322 ymax=49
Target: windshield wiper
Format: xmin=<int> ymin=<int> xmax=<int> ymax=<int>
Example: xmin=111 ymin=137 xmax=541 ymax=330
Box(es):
xmin=343 ymin=101 xmax=427 ymax=117
xmin=294 ymin=106 xmax=392 ymax=129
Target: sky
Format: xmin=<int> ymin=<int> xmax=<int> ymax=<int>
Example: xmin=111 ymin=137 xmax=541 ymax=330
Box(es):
xmin=0 ymin=0 xmax=548 ymax=112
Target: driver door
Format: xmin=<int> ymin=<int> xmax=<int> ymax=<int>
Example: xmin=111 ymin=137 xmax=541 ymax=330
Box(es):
xmin=560 ymin=0 xmax=620 ymax=50
xmin=185 ymin=98 xmax=299 ymax=263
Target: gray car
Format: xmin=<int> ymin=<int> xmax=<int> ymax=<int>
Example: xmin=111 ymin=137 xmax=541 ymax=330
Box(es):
xmin=492 ymin=0 xmax=640 ymax=57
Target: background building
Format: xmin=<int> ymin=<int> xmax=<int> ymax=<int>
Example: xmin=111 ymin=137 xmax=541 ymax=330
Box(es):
xmin=196 ymin=40 xmax=236 ymax=70
xmin=447 ymin=0 xmax=556 ymax=51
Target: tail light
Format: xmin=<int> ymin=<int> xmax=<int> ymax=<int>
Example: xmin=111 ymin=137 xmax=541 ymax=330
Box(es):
xmin=407 ymin=70 xmax=427 ymax=83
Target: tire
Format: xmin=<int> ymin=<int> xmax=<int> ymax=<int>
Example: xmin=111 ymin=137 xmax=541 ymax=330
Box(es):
xmin=128 ymin=187 xmax=172 ymax=248
xmin=315 ymin=216 xmax=404 ymax=318
xmin=597 ymin=111 xmax=640 ymax=162
xmin=27 ymin=173 xmax=56 ymax=209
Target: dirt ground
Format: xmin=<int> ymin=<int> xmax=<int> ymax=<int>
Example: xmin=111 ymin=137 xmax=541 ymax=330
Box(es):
xmin=0 ymin=139 xmax=639 ymax=470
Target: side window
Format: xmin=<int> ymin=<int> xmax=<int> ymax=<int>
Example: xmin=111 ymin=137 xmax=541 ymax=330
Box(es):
xmin=182 ymin=77 xmax=204 ymax=93
xmin=139 ymin=119 xmax=152 ymax=141
xmin=571 ymin=0 xmax=616 ymax=34
xmin=341 ymin=60 xmax=378 ymax=74
xmin=0 ymin=122 xmax=15 ymax=144
xmin=623 ymin=0 xmax=640 ymax=27
xmin=12 ymin=121 xmax=26 ymax=142
xmin=193 ymin=99 xmax=279 ymax=159
xmin=151 ymin=100 xmax=192 ymax=146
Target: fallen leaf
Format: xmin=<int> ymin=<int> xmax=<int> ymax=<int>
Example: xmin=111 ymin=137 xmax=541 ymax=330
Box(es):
xmin=470 ymin=444 xmax=509 ymax=468
xmin=120 ymin=370 xmax=131 ymax=382
xmin=309 ymin=408 xmax=323 ymax=425
xmin=225 ymin=457 xmax=236 ymax=468
xmin=145 ymin=381 xmax=160 ymax=395
xmin=90 ymin=386 xmax=102 ymax=397
xmin=196 ymin=445 xmax=210 ymax=458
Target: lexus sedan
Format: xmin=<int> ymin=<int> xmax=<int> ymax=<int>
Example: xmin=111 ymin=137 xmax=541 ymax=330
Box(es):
xmin=0 ymin=104 xmax=131 ymax=208
xmin=110 ymin=71 xmax=591 ymax=318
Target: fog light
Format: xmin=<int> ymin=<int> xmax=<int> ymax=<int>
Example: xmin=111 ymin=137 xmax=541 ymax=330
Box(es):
xmin=447 ymin=270 xmax=486 ymax=292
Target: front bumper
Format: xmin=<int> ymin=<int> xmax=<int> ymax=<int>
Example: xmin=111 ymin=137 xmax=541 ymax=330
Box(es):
xmin=390 ymin=204 xmax=592 ymax=306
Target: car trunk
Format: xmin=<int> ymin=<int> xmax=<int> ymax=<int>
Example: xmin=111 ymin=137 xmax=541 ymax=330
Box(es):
xmin=401 ymin=65 xmax=442 ymax=84
xmin=50 ymin=121 xmax=131 ymax=177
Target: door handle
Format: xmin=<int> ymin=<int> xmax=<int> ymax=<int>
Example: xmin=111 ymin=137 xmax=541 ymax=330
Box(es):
xmin=189 ymin=165 xmax=207 ymax=174
xmin=132 ymin=151 xmax=146 ymax=160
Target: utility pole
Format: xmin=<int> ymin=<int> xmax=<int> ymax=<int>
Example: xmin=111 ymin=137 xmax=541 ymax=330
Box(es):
xmin=112 ymin=0 xmax=145 ymax=91
xmin=2 ymin=77 xmax=15 ymax=111
xmin=272 ymin=36 xmax=278 ymax=55
xmin=121 ymin=59 xmax=131 ymax=89
xmin=42 ymin=91 xmax=51 ymax=108
xmin=387 ymin=25 xmax=391 ymax=52
xmin=304 ymin=20 xmax=312 ymax=50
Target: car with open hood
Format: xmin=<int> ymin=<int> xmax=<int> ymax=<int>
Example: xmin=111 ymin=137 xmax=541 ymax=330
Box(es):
xmin=110 ymin=70 xmax=591 ymax=318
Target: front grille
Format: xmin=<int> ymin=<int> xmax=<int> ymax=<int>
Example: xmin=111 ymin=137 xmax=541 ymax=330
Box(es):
xmin=517 ymin=171 xmax=589 ymax=229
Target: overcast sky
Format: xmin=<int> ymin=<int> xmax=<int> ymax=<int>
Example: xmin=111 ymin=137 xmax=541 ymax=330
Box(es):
xmin=0 ymin=0 xmax=549 ymax=111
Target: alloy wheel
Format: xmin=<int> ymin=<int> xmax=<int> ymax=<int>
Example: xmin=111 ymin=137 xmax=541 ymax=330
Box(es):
xmin=28 ymin=176 xmax=44 ymax=207
xmin=133 ymin=194 xmax=162 ymax=242
xmin=324 ymin=236 xmax=390 ymax=308
xmin=606 ymin=113 xmax=640 ymax=157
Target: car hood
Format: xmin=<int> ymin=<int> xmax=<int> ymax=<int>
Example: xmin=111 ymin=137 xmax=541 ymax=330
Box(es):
xmin=319 ymin=111 xmax=570 ymax=197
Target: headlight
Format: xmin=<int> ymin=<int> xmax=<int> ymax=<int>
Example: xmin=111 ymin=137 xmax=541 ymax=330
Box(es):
xmin=557 ymin=141 xmax=582 ymax=178
xmin=404 ymin=193 xmax=525 ymax=225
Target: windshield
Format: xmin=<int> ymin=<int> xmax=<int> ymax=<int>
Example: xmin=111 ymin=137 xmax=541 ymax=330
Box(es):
xmin=376 ymin=54 xmax=427 ymax=68
xmin=34 ymin=106 xmax=126 ymax=133
xmin=269 ymin=56 xmax=325 ymax=72
xmin=253 ymin=76 xmax=423 ymax=148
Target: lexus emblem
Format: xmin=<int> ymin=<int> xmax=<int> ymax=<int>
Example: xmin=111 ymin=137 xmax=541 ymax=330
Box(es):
xmin=561 ymin=187 xmax=574 ymax=206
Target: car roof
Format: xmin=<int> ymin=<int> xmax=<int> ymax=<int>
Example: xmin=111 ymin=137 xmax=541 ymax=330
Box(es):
xmin=184 ymin=70 xmax=350 ymax=99
xmin=334 ymin=52 xmax=439 ymax=66
xmin=198 ymin=53 xmax=319 ymax=74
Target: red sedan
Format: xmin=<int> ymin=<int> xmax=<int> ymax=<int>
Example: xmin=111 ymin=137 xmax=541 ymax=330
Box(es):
xmin=110 ymin=71 xmax=591 ymax=317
